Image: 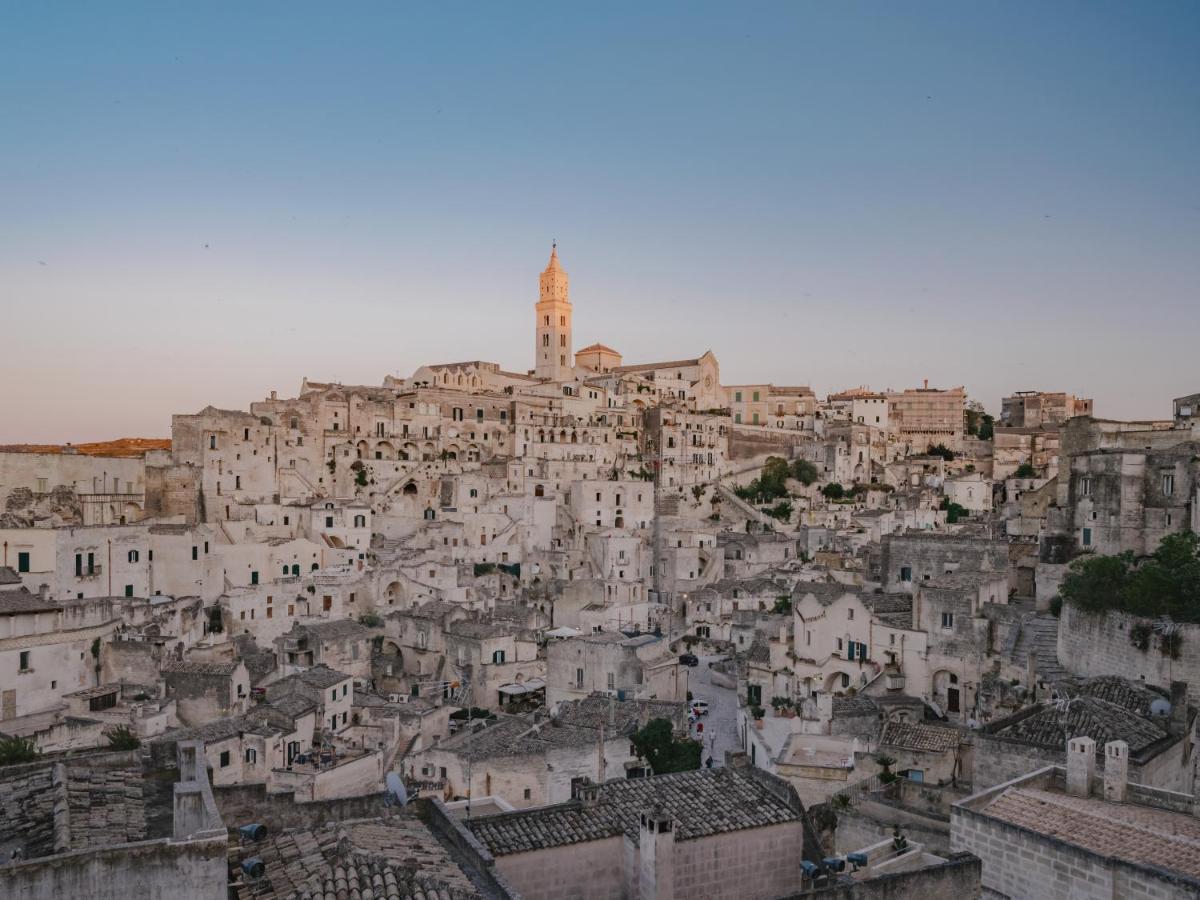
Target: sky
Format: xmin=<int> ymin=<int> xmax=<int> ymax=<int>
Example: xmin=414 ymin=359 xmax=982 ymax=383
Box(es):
xmin=1 ymin=2 xmax=1197 ymax=443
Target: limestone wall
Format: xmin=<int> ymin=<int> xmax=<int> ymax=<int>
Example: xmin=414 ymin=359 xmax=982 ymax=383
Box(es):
xmin=1058 ymin=603 xmax=1200 ymax=703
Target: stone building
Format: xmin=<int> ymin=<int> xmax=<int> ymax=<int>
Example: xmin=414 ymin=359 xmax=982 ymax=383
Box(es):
xmin=973 ymin=676 xmax=1194 ymax=794
xmin=466 ymin=762 xmax=823 ymax=900
xmin=887 ymin=384 xmax=966 ymax=454
xmin=161 ymin=658 xmax=251 ymax=727
xmin=999 ymin=390 xmax=1093 ymax=429
xmin=953 ymin=735 xmax=1200 ymax=899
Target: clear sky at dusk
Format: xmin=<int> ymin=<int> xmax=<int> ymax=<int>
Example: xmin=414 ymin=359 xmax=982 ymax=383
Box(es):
xmin=2 ymin=2 xmax=1197 ymax=442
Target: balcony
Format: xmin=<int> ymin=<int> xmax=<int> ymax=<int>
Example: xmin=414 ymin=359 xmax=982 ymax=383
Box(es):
xmin=76 ymin=565 xmax=103 ymax=579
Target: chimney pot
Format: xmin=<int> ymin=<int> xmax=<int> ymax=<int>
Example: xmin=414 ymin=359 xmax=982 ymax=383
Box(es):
xmin=1066 ymin=736 xmax=1096 ymax=798
xmin=1103 ymin=740 xmax=1129 ymax=803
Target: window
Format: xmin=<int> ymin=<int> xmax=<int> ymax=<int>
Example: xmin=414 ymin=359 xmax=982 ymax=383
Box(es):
xmin=900 ymin=566 xmax=912 ymax=582
xmin=19 ymin=650 xmax=31 ymax=671
xmin=192 ymin=546 xmax=198 ymax=561
xmin=325 ymin=516 xmax=334 ymax=528
xmin=250 ymin=571 xmax=259 ymax=585
xmin=576 ymin=668 xmax=584 ymax=689
xmin=1080 ymin=476 xmax=1092 ymax=497
xmin=847 ymin=608 xmax=854 ymax=621
xmin=941 ymin=612 xmax=954 ymax=629
xmin=124 ymin=585 xmax=133 ymax=597
xmin=245 ymin=749 xmax=257 ymax=764
xmin=330 ymin=689 xmax=337 ymax=701
xmin=1162 ymin=472 xmax=1175 ymax=496
xmin=753 ymin=391 xmax=760 ymax=402
xmin=128 ymin=550 xmax=139 ymax=563
xmin=17 ymin=551 xmax=30 ymax=573
xmin=219 ymin=750 xmax=230 ymax=768
xmin=524 ymin=788 xmax=531 ymax=800
xmin=735 ymin=391 xmax=742 ymax=402
xmin=492 ymin=649 xmax=506 ymax=664
xmin=1082 ymin=527 xmax=1092 ymax=547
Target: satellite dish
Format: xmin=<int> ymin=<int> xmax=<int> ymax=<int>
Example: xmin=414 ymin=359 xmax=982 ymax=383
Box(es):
xmin=385 ymin=772 xmax=408 ymax=807
xmin=1150 ymin=698 xmax=1172 ymax=718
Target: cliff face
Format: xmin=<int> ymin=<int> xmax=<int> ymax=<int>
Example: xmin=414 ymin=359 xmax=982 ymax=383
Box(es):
xmin=0 ymin=438 xmax=171 ymax=458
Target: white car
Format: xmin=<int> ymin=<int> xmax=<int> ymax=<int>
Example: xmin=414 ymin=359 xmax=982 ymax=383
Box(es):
xmin=691 ymin=700 xmax=710 ymax=716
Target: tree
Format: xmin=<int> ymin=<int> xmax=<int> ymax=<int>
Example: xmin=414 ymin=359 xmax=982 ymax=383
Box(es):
xmin=791 ymin=459 xmax=819 ymax=485
xmin=927 ymin=444 xmax=954 ymax=461
xmin=1014 ymin=463 xmax=1036 ymax=478
xmin=0 ymin=734 xmax=40 ymax=765
xmin=821 ymin=483 xmax=845 ymax=500
xmin=630 ymin=718 xmax=701 ymax=775
xmin=764 ymin=500 xmax=793 ymax=521
xmin=978 ymin=415 xmax=995 ymax=441
xmin=105 ymin=725 xmax=141 ymax=751
xmin=1060 ymin=533 xmax=1200 ymax=623
xmin=965 ymin=401 xmax=986 ymax=436
xmin=940 ymin=497 xmax=968 ymax=523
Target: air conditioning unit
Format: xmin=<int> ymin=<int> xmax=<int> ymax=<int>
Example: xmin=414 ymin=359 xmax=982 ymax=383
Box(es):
xmin=388 ymin=693 xmax=401 ymax=703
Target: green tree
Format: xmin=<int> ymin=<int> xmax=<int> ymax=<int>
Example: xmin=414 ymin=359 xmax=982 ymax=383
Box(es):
xmin=1060 ymin=533 xmax=1200 ymax=622
xmin=927 ymin=444 xmax=954 ymax=461
xmin=764 ymin=500 xmax=793 ymax=521
xmin=939 ymin=498 xmax=968 ymax=523
xmin=821 ymin=483 xmax=845 ymax=500
xmin=105 ymin=725 xmax=141 ymax=751
xmin=630 ymin=718 xmax=702 ymax=774
xmin=1014 ymin=463 xmax=1036 ymax=478
xmin=790 ymin=459 xmax=819 ymax=485
xmin=978 ymin=415 xmax=995 ymax=441
xmin=0 ymin=734 xmax=40 ymax=765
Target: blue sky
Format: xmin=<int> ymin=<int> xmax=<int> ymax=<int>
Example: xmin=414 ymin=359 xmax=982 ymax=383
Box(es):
xmin=2 ymin=2 xmax=1197 ymax=441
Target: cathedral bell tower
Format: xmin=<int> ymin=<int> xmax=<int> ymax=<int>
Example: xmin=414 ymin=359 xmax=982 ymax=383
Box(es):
xmin=535 ymin=243 xmax=573 ymax=381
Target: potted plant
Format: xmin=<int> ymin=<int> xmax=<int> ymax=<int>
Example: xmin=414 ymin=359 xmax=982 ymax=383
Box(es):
xmin=771 ymin=696 xmax=789 ymax=717
xmin=750 ymin=705 xmax=766 ymax=728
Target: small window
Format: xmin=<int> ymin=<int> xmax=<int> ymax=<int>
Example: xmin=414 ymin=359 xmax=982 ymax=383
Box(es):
xmin=219 ymin=750 xmax=230 ymax=768
xmin=19 ymin=650 xmax=31 ymax=671
xmin=245 ymin=749 xmax=257 ymax=764
xmin=17 ymin=551 xmax=30 ymax=573
xmin=941 ymin=612 xmax=954 ymax=629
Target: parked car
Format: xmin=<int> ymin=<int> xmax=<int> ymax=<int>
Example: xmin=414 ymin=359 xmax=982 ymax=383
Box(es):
xmin=692 ymin=700 xmax=710 ymax=716
xmin=678 ymin=653 xmax=699 ymax=667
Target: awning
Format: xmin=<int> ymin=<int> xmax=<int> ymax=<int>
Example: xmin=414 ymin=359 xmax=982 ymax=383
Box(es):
xmin=498 ymin=677 xmax=547 ymax=696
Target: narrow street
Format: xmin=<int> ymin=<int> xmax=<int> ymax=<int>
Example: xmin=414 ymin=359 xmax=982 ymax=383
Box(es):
xmin=687 ymin=653 xmax=739 ymax=767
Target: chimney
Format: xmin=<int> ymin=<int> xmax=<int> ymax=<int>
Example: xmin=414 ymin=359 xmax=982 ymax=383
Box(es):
xmin=923 ymin=379 xmax=928 ymax=390
xmin=1169 ymin=681 xmax=1188 ymax=736
xmin=638 ymin=805 xmax=676 ymax=900
xmin=1103 ymin=741 xmax=1128 ymax=803
xmin=1066 ymin=736 xmax=1096 ymax=798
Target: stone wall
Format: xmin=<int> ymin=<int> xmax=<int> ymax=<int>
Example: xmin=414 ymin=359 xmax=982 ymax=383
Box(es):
xmin=0 ymin=832 xmax=226 ymax=900
xmin=952 ymin=787 xmax=1196 ymax=900
xmin=211 ymin=783 xmax=388 ymax=833
xmin=781 ymin=852 xmax=981 ymax=899
xmin=1058 ymin=603 xmax=1200 ymax=703
xmin=833 ymin=802 xmax=951 ymax=857
xmin=0 ymin=762 xmax=56 ymax=860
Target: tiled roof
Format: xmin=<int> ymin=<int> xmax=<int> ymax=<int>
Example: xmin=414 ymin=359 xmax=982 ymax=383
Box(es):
xmin=231 ymin=816 xmax=480 ymax=899
xmin=880 ymin=721 xmax=961 ymax=754
xmin=297 ymin=619 xmax=374 ymax=641
xmin=0 ymin=586 xmax=59 ymax=615
xmin=992 ymin=696 xmax=1166 ymax=754
xmin=0 ymin=566 xmax=23 ymax=585
xmin=553 ymin=697 xmax=688 ymax=733
xmin=161 ymin=659 xmax=240 ymax=676
xmin=981 ymin=786 xmax=1200 ymax=880
xmin=468 ymin=766 xmax=799 ymax=856
xmin=611 ymin=357 xmax=702 ymax=374
xmin=832 ymin=697 xmax=879 ymax=719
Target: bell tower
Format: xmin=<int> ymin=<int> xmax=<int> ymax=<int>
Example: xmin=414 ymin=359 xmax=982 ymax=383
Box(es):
xmin=535 ymin=243 xmax=573 ymax=381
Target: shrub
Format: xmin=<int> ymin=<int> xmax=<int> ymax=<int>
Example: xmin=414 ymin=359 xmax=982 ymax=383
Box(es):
xmin=1061 ymin=533 xmax=1200 ymax=623
xmin=1015 ymin=463 xmax=1037 ymax=478
xmin=0 ymin=735 xmax=39 ymax=765
xmin=631 ymin=718 xmax=701 ymax=774
xmin=927 ymin=444 xmax=954 ymax=461
xmin=764 ymin=500 xmax=793 ymax=521
xmin=821 ymin=483 xmax=845 ymax=500
xmin=791 ymin=459 xmax=819 ymax=485
xmin=1049 ymin=596 xmax=1063 ymax=618
xmin=105 ymin=725 xmax=140 ymax=751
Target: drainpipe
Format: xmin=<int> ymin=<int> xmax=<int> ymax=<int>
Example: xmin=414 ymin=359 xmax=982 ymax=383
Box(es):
xmin=107 ymin=539 xmax=113 ymax=596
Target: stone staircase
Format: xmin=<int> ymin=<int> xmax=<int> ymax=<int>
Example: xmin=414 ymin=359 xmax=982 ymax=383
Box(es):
xmin=1011 ymin=613 xmax=1068 ymax=684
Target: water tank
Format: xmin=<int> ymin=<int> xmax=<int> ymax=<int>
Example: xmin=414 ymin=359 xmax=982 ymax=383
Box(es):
xmin=238 ymin=823 xmax=267 ymax=842
xmin=823 ymin=857 xmax=846 ymax=873
xmin=241 ymin=858 xmax=266 ymax=879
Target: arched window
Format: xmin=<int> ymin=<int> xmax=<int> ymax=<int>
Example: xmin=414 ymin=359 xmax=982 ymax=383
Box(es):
xmin=292 ymin=564 xmax=300 ymax=576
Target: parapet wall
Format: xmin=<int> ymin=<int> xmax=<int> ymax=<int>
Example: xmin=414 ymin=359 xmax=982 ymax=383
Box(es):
xmin=1057 ymin=603 xmax=1200 ymax=703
